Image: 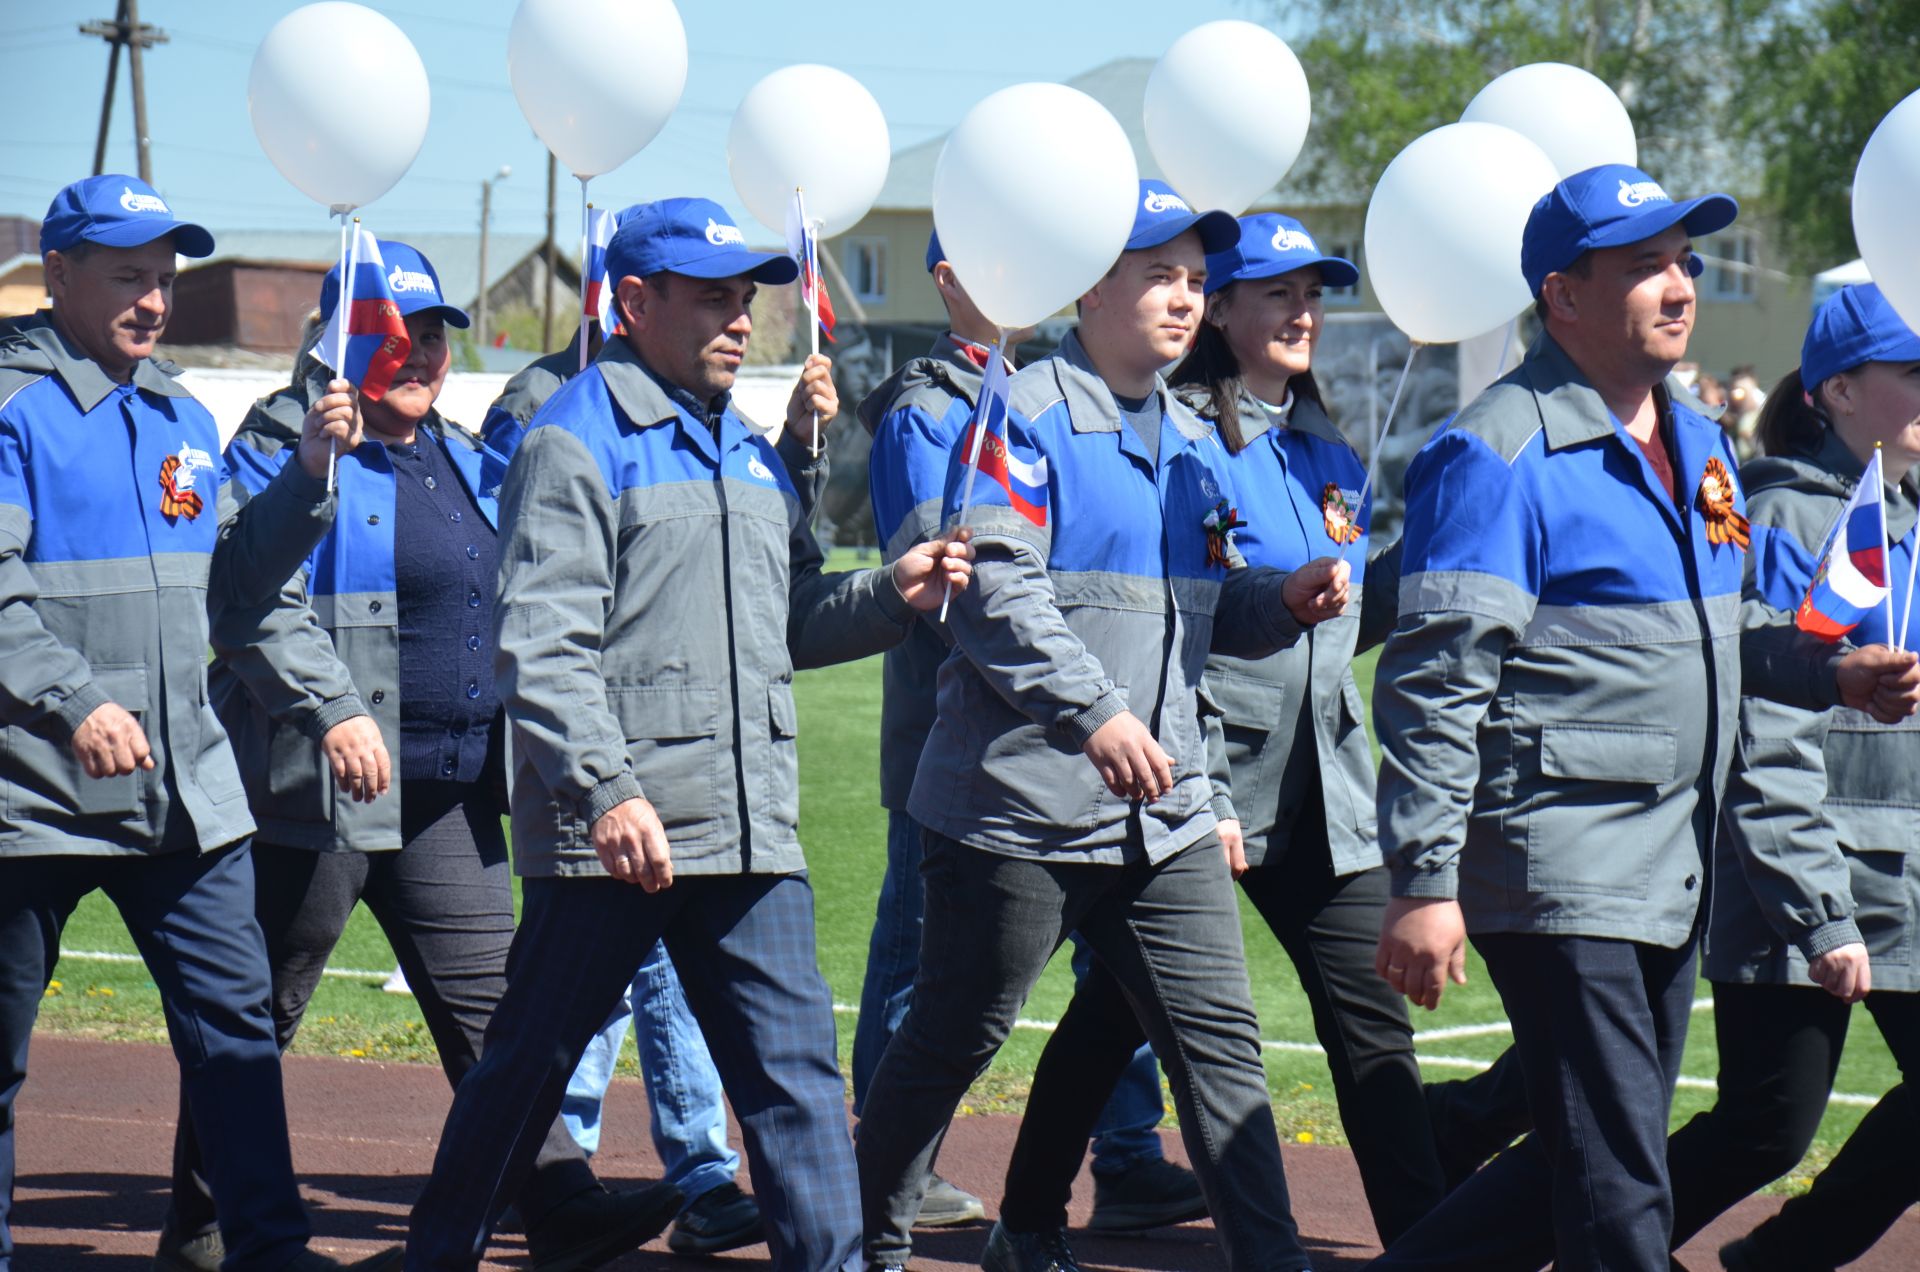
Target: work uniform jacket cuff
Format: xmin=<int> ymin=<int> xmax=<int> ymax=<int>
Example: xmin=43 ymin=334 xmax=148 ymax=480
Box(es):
xmin=1060 ymin=691 xmax=1128 ymax=749
xmin=582 ymin=773 xmax=644 ymax=826
xmin=1390 ymin=869 xmax=1460 ymax=901
xmin=1797 ymin=917 xmax=1866 ymax=962
xmin=304 ymin=693 xmax=370 ymax=741
xmin=49 ymin=681 xmax=113 ymax=744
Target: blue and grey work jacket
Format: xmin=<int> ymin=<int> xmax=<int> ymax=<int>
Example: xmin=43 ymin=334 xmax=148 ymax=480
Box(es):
xmin=1708 ymin=432 xmax=1920 ymax=991
xmin=209 ymin=368 xmax=507 ymax=852
xmin=1183 ymin=385 xmax=1400 ymax=874
xmin=0 ymin=312 xmax=335 ymax=856
xmin=1375 ymin=333 xmax=1846 ymax=947
xmin=495 ymin=336 xmax=916 ymax=877
xmin=907 ymin=329 xmax=1304 ymax=865
xmin=858 ymin=333 xmax=992 ymax=812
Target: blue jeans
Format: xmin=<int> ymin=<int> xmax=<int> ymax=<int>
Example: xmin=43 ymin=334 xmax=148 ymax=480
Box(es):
xmin=853 ymin=812 xmax=1167 ymax=1166
xmin=562 ymin=938 xmax=739 ymax=1204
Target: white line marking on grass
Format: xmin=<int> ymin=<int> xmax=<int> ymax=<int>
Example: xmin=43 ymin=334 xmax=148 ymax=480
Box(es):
xmin=56 ymin=955 xmax=1884 ymax=1110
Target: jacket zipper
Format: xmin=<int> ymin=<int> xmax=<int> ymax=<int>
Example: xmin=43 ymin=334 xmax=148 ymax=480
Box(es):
xmin=715 ymin=431 xmax=752 ymax=872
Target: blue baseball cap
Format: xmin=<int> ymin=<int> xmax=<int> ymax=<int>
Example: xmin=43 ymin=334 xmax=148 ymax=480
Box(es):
xmin=40 ymin=174 xmax=214 ymax=258
xmin=1126 ymin=180 xmax=1238 ymax=255
xmin=926 ymin=230 xmax=944 ymax=274
xmin=606 ymin=198 xmax=798 ymax=287
xmin=1204 ymin=213 xmax=1358 ymax=296
xmin=1521 ymin=164 xmax=1737 ymax=297
xmin=320 ymin=239 xmax=470 ymax=329
xmin=1802 ymin=283 xmax=1920 ymax=393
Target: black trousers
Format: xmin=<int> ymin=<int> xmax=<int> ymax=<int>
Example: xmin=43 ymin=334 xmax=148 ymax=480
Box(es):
xmin=1667 ymin=980 xmax=1920 ymax=1270
xmin=1371 ymin=931 xmax=1698 ymax=1272
xmin=169 ymin=779 xmax=596 ymax=1237
xmin=1001 ymin=802 xmax=1528 ymax=1245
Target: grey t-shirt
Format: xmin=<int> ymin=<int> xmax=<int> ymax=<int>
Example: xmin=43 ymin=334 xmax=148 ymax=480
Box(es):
xmin=1112 ymin=390 xmax=1161 ymax=464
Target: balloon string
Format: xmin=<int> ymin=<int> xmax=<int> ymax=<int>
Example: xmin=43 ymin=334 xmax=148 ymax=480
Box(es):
xmin=577 ymin=176 xmax=591 ymax=375
xmin=940 ymin=325 xmax=1008 ymax=623
xmin=1342 ymin=342 xmax=1420 ymax=564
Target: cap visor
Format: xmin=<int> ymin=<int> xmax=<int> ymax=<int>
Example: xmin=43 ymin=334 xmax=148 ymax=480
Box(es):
xmin=1230 ymin=255 xmax=1360 ymax=290
xmin=673 ymin=247 xmax=800 ymax=286
xmin=1129 ymin=209 xmax=1240 ymax=255
xmin=84 ymin=218 xmax=215 ymax=257
xmin=396 ymin=297 xmax=471 ymax=329
xmin=1588 ymin=193 xmax=1738 ymax=254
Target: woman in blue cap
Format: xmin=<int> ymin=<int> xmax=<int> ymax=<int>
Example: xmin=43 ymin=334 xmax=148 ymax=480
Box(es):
xmin=1664 ymin=282 xmax=1920 ymax=1272
xmin=160 ymin=242 xmax=681 ymax=1272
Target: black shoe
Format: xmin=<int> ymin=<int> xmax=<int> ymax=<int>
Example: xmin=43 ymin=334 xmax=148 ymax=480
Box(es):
xmin=1085 ymin=1158 xmax=1208 ymax=1233
xmin=526 ymin=1183 xmax=684 ymax=1272
xmin=1719 ymin=1236 xmax=1758 ymax=1272
xmin=667 ymin=1181 xmax=762 ymax=1255
xmin=913 ymin=1174 xmax=985 ymax=1228
xmin=980 ymin=1221 xmax=1081 ymax=1272
xmin=152 ymin=1223 xmax=224 ymax=1272
xmin=277 ymin=1249 xmax=403 ymax=1272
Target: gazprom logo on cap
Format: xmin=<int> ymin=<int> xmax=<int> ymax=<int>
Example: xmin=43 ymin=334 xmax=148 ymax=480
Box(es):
xmin=1143 ymin=190 xmax=1191 ymax=215
xmin=1617 ymin=178 xmax=1671 ymax=208
xmin=388 ymin=265 xmax=438 ymax=295
xmin=705 ymin=218 xmax=746 ymax=247
xmin=120 ymin=186 xmax=169 ymax=215
xmin=1271 ymin=226 xmax=1318 ymax=253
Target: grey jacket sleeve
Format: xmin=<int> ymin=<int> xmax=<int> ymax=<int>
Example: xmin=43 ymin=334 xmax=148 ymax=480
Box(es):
xmin=1210 ymin=562 xmax=1306 ymax=659
xmin=208 ymin=570 xmax=368 ymax=740
xmin=0 ymin=504 xmax=104 ymax=741
xmin=1359 ymin=538 xmax=1404 ymax=653
xmin=212 ymin=456 xmax=337 ymax=611
xmin=1740 ymin=605 xmax=1847 ymax=712
xmin=493 ymin=426 xmax=641 ymax=824
xmin=776 ymin=427 xmax=830 ymax=526
xmin=1722 ymin=694 xmax=1862 ymax=959
xmin=945 ymin=526 xmax=1128 ymax=747
xmin=786 ymin=481 xmax=915 ymax=668
xmin=1374 ymin=609 xmax=1517 ymax=898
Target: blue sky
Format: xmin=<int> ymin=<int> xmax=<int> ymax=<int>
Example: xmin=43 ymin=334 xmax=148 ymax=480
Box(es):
xmin=0 ymin=0 xmax=1283 ymax=239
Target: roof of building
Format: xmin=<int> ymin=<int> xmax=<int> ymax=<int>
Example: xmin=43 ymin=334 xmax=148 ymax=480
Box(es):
xmin=197 ymin=230 xmax=549 ymax=310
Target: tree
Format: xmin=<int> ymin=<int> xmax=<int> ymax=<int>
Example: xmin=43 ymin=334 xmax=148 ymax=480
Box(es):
xmin=1733 ymin=0 xmax=1920 ymax=270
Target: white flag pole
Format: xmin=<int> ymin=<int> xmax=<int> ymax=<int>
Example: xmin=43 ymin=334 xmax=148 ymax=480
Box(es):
xmin=1876 ymin=445 xmax=1897 ymax=647
xmin=1341 ymin=342 xmax=1420 ymax=564
xmin=795 ymin=186 xmax=823 ymax=459
xmin=326 ymin=213 xmax=361 ymax=495
xmin=1898 ymin=503 xmax=1919 ymax=652
xmin=939 ymin=326 xmax=1009 ymax=623
xmin=577 ymin=178 xmax=591 ymax=374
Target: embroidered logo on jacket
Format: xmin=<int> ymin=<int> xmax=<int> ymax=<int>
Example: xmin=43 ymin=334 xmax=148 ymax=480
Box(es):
xmin=746 ymin=455 xmax=776 ymax=483
xmin=157 ymin=442 xmax=211 ymax=522
xmin=1696 ymin=457 xmax=1750 ymax=550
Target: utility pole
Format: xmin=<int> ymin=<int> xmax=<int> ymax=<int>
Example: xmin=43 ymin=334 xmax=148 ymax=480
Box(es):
xmin=476 ymin=165 xmax=510 ymax=349
xmin=541 ymin=152 xmax=557 ymax=352
xmin=81 ymin=0 xmax=168 ymax=183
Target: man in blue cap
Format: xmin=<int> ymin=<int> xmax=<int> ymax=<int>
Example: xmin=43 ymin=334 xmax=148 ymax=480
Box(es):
xmin=0 ymin=175 xmax=388 ymax=1271
xmin=403 ymin=198 xmax=974 ymax=1272
xmin=854 ymin=179 xmax=1350 ymax=1272
xmin=1368 ymin=165 xmax=1920 ymax=1270
xmin=854 ymin=229 xmax=1205 ymax=1235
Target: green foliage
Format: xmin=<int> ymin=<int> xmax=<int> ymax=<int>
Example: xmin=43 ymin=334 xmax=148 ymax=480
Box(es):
xmin=1734 ymin=0 xmax=1920 ymax=270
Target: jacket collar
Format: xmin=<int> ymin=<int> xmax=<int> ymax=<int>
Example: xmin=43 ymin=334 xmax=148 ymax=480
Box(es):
xmin=1811 ymin=426 xmax=1920 ymax=540
xmin=1515 ymin=330 xmax=1712 ymax=452
xmin=1228 ymin=383 xmax=1345 ymax=449
xmin=8 ymin=310 xmax=190 ymax=413
xmin=593 ymin=334 xmax=728 ymax=430
xmin=1047 ymin=328 xmax=1208 ymax=441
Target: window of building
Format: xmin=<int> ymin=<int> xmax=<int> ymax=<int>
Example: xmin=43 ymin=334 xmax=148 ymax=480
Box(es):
xmin=1703 ymin=230 xmax=1758 ymax=302
xmin=1322 ymin=241 xmax=1363 ymax=304
xmin=841 ymin=237 xmax=887 ymax=305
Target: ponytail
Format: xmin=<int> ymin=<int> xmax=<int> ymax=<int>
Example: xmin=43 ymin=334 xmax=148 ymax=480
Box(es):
xmin=1756 ymin=368 xmax=1826 ymax=458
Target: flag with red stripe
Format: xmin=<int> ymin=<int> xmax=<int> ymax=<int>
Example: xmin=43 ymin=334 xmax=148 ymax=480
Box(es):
xmin=785 ymin=189 xmax=837 ymax=343
xmin=313 ymin=227 xmax=411 ymax=402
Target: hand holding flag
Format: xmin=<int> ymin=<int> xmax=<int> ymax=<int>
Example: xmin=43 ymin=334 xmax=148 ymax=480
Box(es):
xmin=786 ymin=188 xmax=836 ymax=457
xmin=312 ymin=223 xmax=410 ymax=491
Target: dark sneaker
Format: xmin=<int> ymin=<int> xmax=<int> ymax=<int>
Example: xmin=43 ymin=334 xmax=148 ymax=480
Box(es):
xmin=1086 ymin=1158 xmax=1208 ymax=1232
xmin=153 ymin=1223 xmax=224 ymax=1272
xmin=526 ymin=1183 xmax=683 ymax=1272
xmin=667 ymin=1181 xmax=762 ymax=1255
xmin=980 ymin=1221 xmax=1081 ymax=1272
xmin=913 ymin=1173 xmax=986 ymax=1227
xmin=277 ymin=1249 xmax=403 ymax=1272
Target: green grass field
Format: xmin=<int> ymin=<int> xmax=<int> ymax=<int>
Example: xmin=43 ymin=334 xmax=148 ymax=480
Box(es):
xmin=39 ymin=568 xmax=1899 ymax=1192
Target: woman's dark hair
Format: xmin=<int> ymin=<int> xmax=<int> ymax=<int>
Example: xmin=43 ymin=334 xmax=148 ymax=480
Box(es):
xmin=1756 ymin=367 xmax=1828 ymax=458
xmin=1171 ymin=284 xmax=1326 ymax=455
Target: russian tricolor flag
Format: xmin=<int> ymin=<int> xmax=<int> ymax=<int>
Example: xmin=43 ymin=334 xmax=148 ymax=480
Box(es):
xmin=313 ymin=227 xmax=410 ymax=402
xmin=1796 ymin=449 xmax=1891 ymax=641
xmin=584 ymin=205 xmax=620 ymax=335
xmin=956 ymin=354 xmax=1045 ymax=527
xmin=785 ymin=189 xmax=837 ymax=343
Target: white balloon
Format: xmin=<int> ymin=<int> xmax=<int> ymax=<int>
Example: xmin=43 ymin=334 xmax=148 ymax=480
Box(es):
xmin=728 ymin=65 xmax=891 ymax=239
xmin=1144 ymin=21 xmax=1310 ymax=216
xmin=1365 ymin=122 xmax=1562 ymax=344
xmin=247 ymin=3 xmax=430 ymax=212
xmin=508 ymin=0 xmax=687 ymax=180
xmin=1461 ymin=62 xmax=1637 ymax=178
xmin=933 ymin=84 xmax=1139 ymax=331
xmin=1854 ymin=89 xmax=1920 ymax=336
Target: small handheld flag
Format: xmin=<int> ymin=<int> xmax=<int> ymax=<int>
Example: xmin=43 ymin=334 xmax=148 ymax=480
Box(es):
xmin=942 ymin=339 xmax=1026 ymax=621
xmin=1795 ymin=448 xmax=1891 ymax=642
xmin=584 ymin=205 xmax=620 ymax=337
xmin=785 ymin=188 xmax=837 ymax=345
xmin=313 ymin=226 xmax=411 ymax=403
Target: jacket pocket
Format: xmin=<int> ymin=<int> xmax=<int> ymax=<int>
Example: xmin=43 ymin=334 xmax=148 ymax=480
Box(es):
xmin=74 ymin=666 xmax=151 ymax=819
xmin=609 ymin=685 xmax=721 ymax=842
xmin=1525 ymin=723 xmax=1677 ymax=898
xmin=1831 ymin=804 xmax=1917 ymax=967
xmin=767 ymin=682 xmax=800 ymax=830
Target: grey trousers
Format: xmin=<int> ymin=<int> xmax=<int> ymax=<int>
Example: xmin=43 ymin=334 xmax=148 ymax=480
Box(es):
xmin=854 ymin=828 xmax=1310 ymax=1271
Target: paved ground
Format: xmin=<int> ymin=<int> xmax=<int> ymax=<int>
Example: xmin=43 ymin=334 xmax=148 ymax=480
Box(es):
xmin=12 ymin=1036 xmax=1919 ymax=1269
